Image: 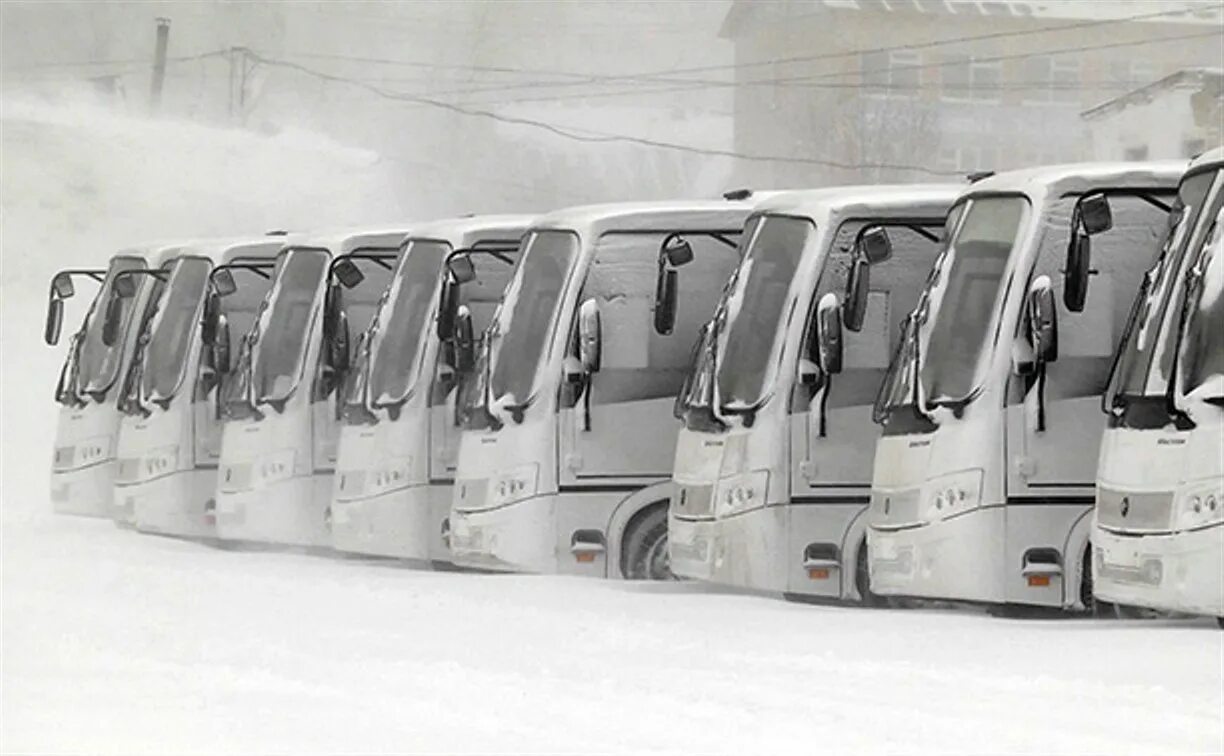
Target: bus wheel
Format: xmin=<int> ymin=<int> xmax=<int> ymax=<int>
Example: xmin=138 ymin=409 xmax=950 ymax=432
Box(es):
xmin=1080 ymin=548 xmax=1111 ymax=617
xmin=855 ymin=540 xmax=882 ymax=607
xmin=1217 ymin=617 xmax=1224 ymax=630
xmin=623 ymin=505 xmax=673 ymax=580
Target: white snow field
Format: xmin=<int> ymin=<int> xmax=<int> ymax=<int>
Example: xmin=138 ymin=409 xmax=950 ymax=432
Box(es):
xmin=3 ymin=99 xmax=1223 ymax=755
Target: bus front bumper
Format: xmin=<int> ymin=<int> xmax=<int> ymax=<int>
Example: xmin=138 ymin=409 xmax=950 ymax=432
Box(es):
xmin=1094 ymin=524 xmax=1224 ymax=617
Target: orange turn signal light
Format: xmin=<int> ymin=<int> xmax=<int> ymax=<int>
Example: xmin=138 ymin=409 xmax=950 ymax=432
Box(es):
xmin=1027 ymin=575 xmax=1051 ymax=587
xmin=807 ymin=568 xmax=830 ymax=580
xmin=575 ymin=552 xmax=596 ymax=563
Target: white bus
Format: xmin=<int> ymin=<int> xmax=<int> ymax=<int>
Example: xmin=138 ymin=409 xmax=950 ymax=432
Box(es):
xmin=213 ymin=229 xmax=409 ymax=548
xmin=111 ymin=236 xmax=289 ymax=535
xmin=667 ymin=185 xmax=960 ymax=602
xmin=330 ymin=215 xmax=533 ymax=562
xmin=45 ymin=244 xmax=183 ymax=518
xmin=867 ymin=162 xmax=1184 ymax=612
xmin=448 ymin=199 xmax=756 ymax=578
xmin=1094 ymin=147 xmax=1224 ymax=623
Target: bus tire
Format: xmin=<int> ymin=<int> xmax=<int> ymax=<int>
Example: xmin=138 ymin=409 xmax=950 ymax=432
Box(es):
xmin=622 ymin=504 xmax=672 ymax=580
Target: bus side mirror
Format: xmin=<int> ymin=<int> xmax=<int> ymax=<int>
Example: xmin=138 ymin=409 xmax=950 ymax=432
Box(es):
xmin=201 ymin=292 xmax=220 ymax=346
xmin=1064 ymin=233 xmax=1090 ymax=312
xmin=653 ymin=269 xmax=678 ymax=336
xmin=447 ymin=253 xmax=477 ymax=284
xmin=212 ymin=268 xmax=238 ymax=297
xmin=453 ymin=306 xmax=475 ymax=374
xmin=44 ymin=297 xmax=64 ymax=346
xmin=816 ymin=292 xmax=844 ymax=376
xmin=325 ymin=285 xmax=349 ymax=369
xmin=333 ymin=258 xmax=364 ymax=289
xmin=213 ymin=314 xmax=232 ymax=374
xmin=437 ymin=279 xmax=459 ymax=340
xmin=52 ymin=272 xmax=75 ymax=299
xmin=661 ymin=235 xmax=694 ymax=267
xmin=857 ymin=225 xmax=893 ymax=264
xmin=1078 ymin=193 xmax=1113 ymax=236
xmin=578 ymin=298 xmax=602 ymax=373
xmin=1027 ymin=276 xmax=1058 ymax=364
xmin=843 ymin=257 xmax=870 ymax=333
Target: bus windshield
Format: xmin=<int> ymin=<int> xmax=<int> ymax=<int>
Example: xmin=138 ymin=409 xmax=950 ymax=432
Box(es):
xmin=253 ymin=248 xmax=329 ymax=405
xmin=367 ymin=240 xmax=451 ymax=409
xmin=715 ymin=215 xmax=814 ymax=412
xmin=140 ymin=257 xmax=211 ymax=403
xmin=917 ymin=196 xmax=1028 ymax=408
xmin=467 ymin=230 xmax=579 ymax=421
xmin=1177 ymin=205 xmax=1224 ymax=405
xmin=77 ymin=255 xmax=147 ymax=399
xmin=1109 ymin=169 xmax=1221 ymax=411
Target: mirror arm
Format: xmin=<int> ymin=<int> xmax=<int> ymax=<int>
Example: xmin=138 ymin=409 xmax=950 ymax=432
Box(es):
xmin=707 ymin=232 xmax=738 ymax=250
xmin=1136 ymin=192 xmax=1172 ymax=213
xmin=907 ymin=225 xmax=941 ymax=244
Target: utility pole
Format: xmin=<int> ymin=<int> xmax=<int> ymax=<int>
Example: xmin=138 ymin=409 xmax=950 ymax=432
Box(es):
xmin=150 ymin=17 xmax=171 ymax=113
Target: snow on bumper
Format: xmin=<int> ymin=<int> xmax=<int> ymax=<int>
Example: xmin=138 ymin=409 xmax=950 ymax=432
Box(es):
xmin=50 ymin=462 xmax=115 ymax=518
xmin=1094 ymin=524 xmax=1224 ymax=617
xmin=869 ymin=505 xmax=1003 ymax=603
xmin=331 ymin=482 xmax=442 ymax=560
xmin=449 ymin=494 xmax=555 ymax=573
xmin=668 ymin=509 xmax=787 ymax=592
xmin=214 ymin=474 xmax=328 ymax=548
xmin=126 ymin=469 xmax=217 ymax=539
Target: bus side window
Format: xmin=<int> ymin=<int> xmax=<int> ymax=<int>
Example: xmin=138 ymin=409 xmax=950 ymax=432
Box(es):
xmin=1027 ymin=193 xmax=1172 ymax=401
xmin=583 ymin=231 xmax=741 ymax=402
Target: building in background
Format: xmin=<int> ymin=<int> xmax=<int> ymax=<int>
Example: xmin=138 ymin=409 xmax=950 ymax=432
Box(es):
xmin=719 ymin=0 xmax=1223 ymax=188
xmin=1082 ymin=68 xmax=1223 ymax=161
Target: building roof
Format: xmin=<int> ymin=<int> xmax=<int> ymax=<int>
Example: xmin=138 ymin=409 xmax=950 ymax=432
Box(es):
xmin=721 ymin=0 xmax=1222 ymax=38
xmin=1082 ymin=68 xmax=1224 ymax=120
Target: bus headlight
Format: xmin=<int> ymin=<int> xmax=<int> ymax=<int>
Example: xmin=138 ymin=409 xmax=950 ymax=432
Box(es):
xmin=491 ymin=463 xmax=539 ymax=507
xmin=714 ymin=470 xmax=769 ymax=516
xmin=256 ymin=449 xmax=296 ymax=486
xmin=143 ymin=444 xmax=180 ymax=479
xmin=920 ymin=469 xmax=983 ymax=522
xmin=1174 ymin=478 xmax=1224 ymax=530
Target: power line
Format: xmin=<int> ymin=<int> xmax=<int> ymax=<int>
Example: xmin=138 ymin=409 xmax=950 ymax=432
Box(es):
xmin=246 ymin=51 xmax=962 ymax=177
xmin=5 ymin=49 xmax=230 ymax=74
xmin=460 ymin=28 xmax=1224 ymax=106
xmin=276 ymin=4 xmax=1219 ymax=101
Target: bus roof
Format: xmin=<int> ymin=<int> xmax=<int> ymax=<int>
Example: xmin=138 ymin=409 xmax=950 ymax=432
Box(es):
xmin=406 ymin=214 xmax=536 ymax=249
xmin=288 ymin=227 xmax=414 ymax=256
xmin=962 ymin=161 xmax=1187 ymax=200
xmin=531 ymin=199 xmax=760 ymax=237
xmin=1188 ymin=146 xmax=1224 ymax=173
xmin=754 ymin=184 xmax=963 ymax=223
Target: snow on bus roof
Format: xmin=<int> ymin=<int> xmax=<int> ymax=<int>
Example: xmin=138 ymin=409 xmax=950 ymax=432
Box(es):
xmin=960 ymin=161 xmax=1187 ymax=199
xmin=753 ymin=184 xmax=964 ymax=221
xmin=1189 ymin=146 xmax=1224 ymax=172
xmin=405 ymin=214 xmax=537 ymax=248
xmin=287 ymin=227 xmax=414 ymax=256
xmin=532 ymin=198 xmax=762 ymax=237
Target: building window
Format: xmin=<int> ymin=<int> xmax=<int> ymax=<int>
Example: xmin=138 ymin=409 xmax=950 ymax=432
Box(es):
xmin=1124 ymin=145 xmax=1150 ymax=161
xmin=861 ymin=50 xmax=922 ymax=97
xmin=942 ymin=55 xmax=1001 ymax=102
xmin=1022 ymin=55 xmax=1080 ymax=105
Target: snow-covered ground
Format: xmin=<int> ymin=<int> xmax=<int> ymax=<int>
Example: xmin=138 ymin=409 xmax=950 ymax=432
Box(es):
xmin=3 ymin=98 xmax=1223 ymax=755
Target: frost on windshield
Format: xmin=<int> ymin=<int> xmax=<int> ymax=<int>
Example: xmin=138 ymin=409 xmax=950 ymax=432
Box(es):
xmin=920 ymin=197 xmax=1027 ymax=405
xmin=142 ymin=257 xmax=210 ymax=402
xmin=253 ymin=250 xmax=328 ymax=404
xmin=1179 ymin=209 xmax=1224 ymax=402
xmin=77 ymin=256 xmax=146 ymax=397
